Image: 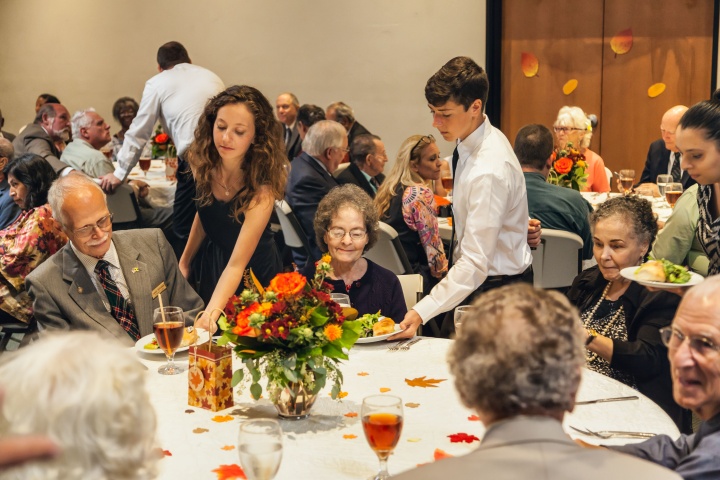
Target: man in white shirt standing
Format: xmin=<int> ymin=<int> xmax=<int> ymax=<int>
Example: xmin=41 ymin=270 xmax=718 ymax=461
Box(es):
xmin=394 ymin=56 xmax=533 ymax=339
xmin=99 ymin=41 xmax=225 ymax=256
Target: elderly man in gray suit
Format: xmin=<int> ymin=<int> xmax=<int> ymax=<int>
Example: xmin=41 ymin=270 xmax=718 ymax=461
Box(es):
xmin=394 ymin=283 xmax=680 ymax=480
xmin=26 ymin=174 xmax=204 ymax=346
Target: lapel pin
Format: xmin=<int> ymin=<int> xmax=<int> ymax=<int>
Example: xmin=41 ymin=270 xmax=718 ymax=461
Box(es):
xmin=77 ymin=287 xmax=83 ymax=293
xmin=132 ymin=267 xmax=140 ymax=273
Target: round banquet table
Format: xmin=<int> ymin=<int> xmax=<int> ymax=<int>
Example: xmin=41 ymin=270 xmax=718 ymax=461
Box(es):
xmin=137 ymin=337 xmax=680 ymax=479
xmin=121 ymin=159 xmax=176 ymax=209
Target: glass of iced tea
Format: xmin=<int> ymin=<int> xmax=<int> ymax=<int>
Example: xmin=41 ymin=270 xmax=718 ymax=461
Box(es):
xmin=619 ymin=169 xmax=635 ymax=196
xmin=139 ymin=157 xmax=152 ymax=177
xmin=441 ymin=176 xmax=453 ymax=197
xmin=362 ymin=394 xmax=403 ymax=480
xmin=665 ymin=182 xmax=683 ymax=208
xmin=153 ymin=306 xmax=185 ymax=375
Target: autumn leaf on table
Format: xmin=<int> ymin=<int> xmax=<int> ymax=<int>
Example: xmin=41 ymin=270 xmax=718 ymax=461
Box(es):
xmin=405 ymin=376 xmax=446 ymax=388
xmin=193 ymin=427 xmax=209 ymax=434
xmin=357 ymin=372 xmax=369 ymax=376
xmin=344 ymin=412 xmax=358 ymax=418
xmin=610 ymin=28 xmax=633 ymax=56
xmin=405 ymin=402 xmax=420 ymax=408
xmin=520 ymin=52 xmax=539 ymax=78
xmin=379 ymin=387 xmax=391 ymax=393
xmin=212 ymin=463 xmax=247 ymax=480
xmin=184 ymin=409 xmax=195 ymax=414
xmin=467 ymin=415 xmax=480 ymax=421
xmin=434 ymin=448 xmax=453 ymax=460
xmin=211 ymin=415 xmax=234 ymax=423
xmin=220 ymin=445 xmax=236 ymax=451
xmin=329 ymin=391 xmax=348 ymax=399
xmin=448 ymin=432 xmax=480 ymax=444
xmin=343 ymin=434 xmax=357 ymax=439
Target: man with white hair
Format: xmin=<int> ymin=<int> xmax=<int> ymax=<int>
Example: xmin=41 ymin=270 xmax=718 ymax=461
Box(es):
xmin=285 ymin=120 xmax=345 ymax=267
xmin=26 ymin=174 xmax=203 ymax=346
xmin=60 ymin=108 xmax=112 ymax=177
xmin=12 ymin=103 xmax=71 ymax=174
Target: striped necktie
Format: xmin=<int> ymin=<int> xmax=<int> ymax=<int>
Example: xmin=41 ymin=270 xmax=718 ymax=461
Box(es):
xmin=671 ymin=152 xmax=681 ymax=182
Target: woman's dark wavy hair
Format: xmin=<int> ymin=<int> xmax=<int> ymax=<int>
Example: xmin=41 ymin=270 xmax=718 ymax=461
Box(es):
xmin=188 ymin=85 xmax=288 ymax=219
xmin=7 ymin=153 xmax=58 ymax=210
xmin=678 ymin=88 xmax=720 ymax=150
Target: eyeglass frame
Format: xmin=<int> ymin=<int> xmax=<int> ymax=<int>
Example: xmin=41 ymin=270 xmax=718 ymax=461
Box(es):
xmin=659 ymin=325 xmax=720 ymax=358
xmin=552 ymin=126 xmax=585 ymax=133
xmin=410 ymin=134 xmax=435 ymax=156
xmin=326 ymin=227 xmax=367 ymax=241
xmin=332 ymin=146 xmax=350 ymax=154
xmin=72 ymin=212 xmax=114 ymax=238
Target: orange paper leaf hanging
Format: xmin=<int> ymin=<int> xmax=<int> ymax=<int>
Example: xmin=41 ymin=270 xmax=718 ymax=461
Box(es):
xmin=405 ymin=376 xmax=447 ymax=388
xmin=648 ymin=83 xmax=666 ymax=98
xmin=611 ymin=28 xmax=633 ymax=56
xmin=520 ymin=52 xmax=539 ymax=78
xmin=562 ymin=79 xmax=578 ymax=95
xmin=212 ymin=464 xmax=247 ymax=480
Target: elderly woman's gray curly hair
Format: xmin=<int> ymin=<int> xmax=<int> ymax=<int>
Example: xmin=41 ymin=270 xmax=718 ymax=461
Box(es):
xmin=0 ymin=331 xmax=159 ymax=480
xmin=449 ymin=283 xmax=585 ymax=420
xmin=590 ymin=195 xmax=657 ymax=261
xmin=313 ymin=184 xmax=379 ymax=254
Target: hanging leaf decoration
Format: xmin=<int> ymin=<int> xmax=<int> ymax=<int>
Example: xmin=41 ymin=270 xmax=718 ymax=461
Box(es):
xmin=611 ymin=28 xmax=633 ymax=56
xmin=648 ymin=83 xmax=666 ymax=98
xmin=520 ymin=52 xmax=539 ymax=78
xmin=562 ymin=79 xmax=578 ymax=95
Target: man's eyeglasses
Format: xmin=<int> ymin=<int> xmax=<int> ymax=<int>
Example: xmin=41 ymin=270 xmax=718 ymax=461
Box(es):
xmin=334 ymin=146 xmax=350 ymax=154
xmin=553 ymin=126 xmax=585 ymax=134
xmin=660 ymin=326 xmax=720 ymax=358
xmin=327 ymin=228 xmax=367 ymax=241
xmin=73 ymin=213 xmax=113 ymax=238
xmin=411 ymin=134 xmax=435 ymax=155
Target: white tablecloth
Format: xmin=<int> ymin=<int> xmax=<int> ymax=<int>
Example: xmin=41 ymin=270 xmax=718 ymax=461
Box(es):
xmin=123 ymin=160 xmax=176 ymax=209
xmin=138 ymin=338 xmax=679 ymax=479
xmin=581 ymin=192 xmax=673 ymax=223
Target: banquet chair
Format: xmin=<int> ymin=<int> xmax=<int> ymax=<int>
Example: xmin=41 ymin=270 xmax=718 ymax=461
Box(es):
xmin=274 ymin=200 xmax=312 ymax=260
xmin=332 ymin=162 xmax=350 ymax=178
xmin=531 ymin=229 xmax=583 ymax=289
xmin=397 ymin=274 xmax=423 ymax=310
xmin=106 ymin=183 xmax=143 ymax=230
xmin=605 ymin=166 xmax=613 ymax=187
xmin=0 ymin=310 xmax=35 ymax=353
xmin=363 ymin=222 xmax=413 ymax=275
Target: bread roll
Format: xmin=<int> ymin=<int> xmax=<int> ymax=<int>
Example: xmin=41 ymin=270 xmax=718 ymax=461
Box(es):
xmin=181 ymin=327 xmax=199 ymax=347
xmin=635 ymin=260 xmax=666 ymax=282
xmin=372 ymin=318 xmax=396 ymax=336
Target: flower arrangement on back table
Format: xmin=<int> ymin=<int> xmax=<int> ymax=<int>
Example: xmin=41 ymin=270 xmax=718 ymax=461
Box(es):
xmin=217 ymin=255 xmax=362 ymax=404
xmin=150 ymin=125 xmax=177 ymax=159
xmin=547 ymin=141 xmax=588 ymax=191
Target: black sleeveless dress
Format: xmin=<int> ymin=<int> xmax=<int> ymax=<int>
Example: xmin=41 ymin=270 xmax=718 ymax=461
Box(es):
xmin=195 ymin=192 xmax=282 ymax=305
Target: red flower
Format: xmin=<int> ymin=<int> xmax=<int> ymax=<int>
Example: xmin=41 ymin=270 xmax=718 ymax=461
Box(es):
xmin=154 ymin=133 xmax=169 ymax=144
xmin=553 ymin=157 xmax=573 ymax=175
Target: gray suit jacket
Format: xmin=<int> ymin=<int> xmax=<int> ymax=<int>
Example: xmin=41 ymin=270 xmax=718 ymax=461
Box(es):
xmin=26 ymin=229 xmax=204 ymax=346
xmin=394 ymin=416 xmax=681 ymax=480
xmin=12 ymin=123 xmax=69 ymax=174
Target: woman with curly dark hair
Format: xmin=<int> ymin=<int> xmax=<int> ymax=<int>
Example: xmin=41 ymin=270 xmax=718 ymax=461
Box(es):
xmin=179 ymin=85 xmax=288 ymax=329
xmin=0 ymin=154 xmax=66 ymax=323
xmin=567 ymin=195 xmax=689 ymax=432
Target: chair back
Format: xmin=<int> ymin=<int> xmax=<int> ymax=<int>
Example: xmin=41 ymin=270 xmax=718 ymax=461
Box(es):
xmin=397 ymin=274 xmax=423 ymax=310
xmin=274 ymin=200 xmax=311 ymax=258
xmin=107 ymin=183 xmax=143 ymax=230
xmin=532 ymin=229 xmax=583 ymax=289
xmin=605 ymin=166 xmax=613 ymax=187
xmin=363 ymin=222 xmax=413 ymax=275
xmin=333 ymin=163 xmax=350 ymax=178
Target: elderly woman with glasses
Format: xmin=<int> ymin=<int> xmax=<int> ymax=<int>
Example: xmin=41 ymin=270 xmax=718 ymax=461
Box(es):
xmin=553 ymin=106 xmax=610 ymax=193
xmin=567 ymin=195 xmax=689 ymax=432
xmin=300 ymin=184 xmax=407 ymax=321
xmin=375 ymin=134 xmax=448 ymax=294
xmin=0 ymin=154 xmax=67 ymax=324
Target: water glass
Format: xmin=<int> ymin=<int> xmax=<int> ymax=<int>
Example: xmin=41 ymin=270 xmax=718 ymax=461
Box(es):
xmin=330 ymin=293 xmax=351 ymax=307
xmin=238 ymin=419 xmax=283 ymax=480
xmin=657 ymin=174 xmax=673 ymax=198
xmin=454 ymin=306 xmax=472 ymax=335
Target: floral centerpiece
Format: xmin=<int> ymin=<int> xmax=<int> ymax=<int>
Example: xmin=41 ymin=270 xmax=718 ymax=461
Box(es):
xmin=217 ymin=255 xmax=362 ymax=419
xmin=150 ymin=125 xmax=176 ymax=159
xmin=547 ymin=142 xmax=588 ymax=191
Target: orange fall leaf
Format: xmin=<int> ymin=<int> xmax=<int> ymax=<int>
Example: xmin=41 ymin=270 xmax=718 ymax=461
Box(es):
xmin=405 ymin=376 xmax=447 ymax=388
xmin=212 ymin=464 xmax=247 ymax=480
xmin=648 ymin=83 xmax=666 ymax=98
xmin=562 ymin=79 xmax=578 ymax=95
xmin=434 ymin=448 xmax=454 ymax=460
xmin=344 ymin=412 xmax=359 ymax=418
xmin=193 ymin=428 xmax=209 ymax=434
xmin=405 ymin=402 xmax=420 ymax=408
xmin=220 ymin=445 xmax=236 ymax=451
xmin=211 ymin=415 xmax=234 ymax=423
xmin=357 ymin=372 xmax=369 ymax=376
xmin=343 ymin=434 xmax=358 ymax=439
xmin=468 ymin=415 xmax=480 ymax=421
xmin=520 ymin=52 xmax=539 ymax=78
xmin=611 ymin=28 xmax=633 ymax=56
xmin=379 ymin=387 xmax=391 ymax=393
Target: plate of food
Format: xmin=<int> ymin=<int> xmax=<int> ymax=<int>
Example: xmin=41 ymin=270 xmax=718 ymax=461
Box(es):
xmin=355 ymin=312 xmax=401 ymax=344
xmin=134 ymin=327 xmax=210 ymax=354
xmin=621 ymin=259 xmax=704 ymax=289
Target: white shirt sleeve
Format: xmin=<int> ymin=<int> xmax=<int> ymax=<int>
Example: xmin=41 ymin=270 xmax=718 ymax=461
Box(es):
xmin=113 ymin=80 xmax=160 ymax=181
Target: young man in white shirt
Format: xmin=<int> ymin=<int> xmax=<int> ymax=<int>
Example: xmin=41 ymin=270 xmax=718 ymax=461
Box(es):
xmin=393 ymin=56 xmax=534 ymax=339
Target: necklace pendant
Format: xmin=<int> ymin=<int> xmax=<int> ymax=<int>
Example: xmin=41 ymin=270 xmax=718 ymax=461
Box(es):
xmin=225 ymin=189 xmax=230 ymax=196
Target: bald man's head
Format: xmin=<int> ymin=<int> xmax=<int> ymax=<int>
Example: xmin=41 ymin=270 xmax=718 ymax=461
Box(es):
xmin=660 ymin=105 xmax=689 ymax=152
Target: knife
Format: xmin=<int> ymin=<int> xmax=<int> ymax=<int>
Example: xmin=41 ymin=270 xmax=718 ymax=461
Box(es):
xmin=575 ymin=395 xmax=639 ymax=405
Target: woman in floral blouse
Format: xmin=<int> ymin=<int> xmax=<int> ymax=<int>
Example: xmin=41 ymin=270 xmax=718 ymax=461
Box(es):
xmin=0 ymin=154 xmax=67 ymax=323
xmin=375 ymin=135 xmax=448 ymax=294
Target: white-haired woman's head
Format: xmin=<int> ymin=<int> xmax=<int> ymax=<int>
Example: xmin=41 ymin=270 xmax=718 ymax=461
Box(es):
xmin=0 ymin=331 xmax=158 ymax=480
xmin=554 ymin=105 xmax=593 ymax=150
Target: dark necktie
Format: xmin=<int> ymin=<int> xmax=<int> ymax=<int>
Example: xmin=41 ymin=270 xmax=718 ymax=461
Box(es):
xmin=284 ymin=126 xmax=291 ymax=145
xmin=447 ymin=146 xmax=460 ymax=267
xmin=451 ymin=146 xmax=459 ymax=177
xmin=94 ymin=259 xmax=140 ymax=340
xmin=370 ymin=176 xmax=380 ymax=190
xmin=671 ymin=152 xmax=682 ymax=182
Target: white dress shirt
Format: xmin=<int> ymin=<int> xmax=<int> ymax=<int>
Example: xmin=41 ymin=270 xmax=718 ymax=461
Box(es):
xmin=413 ymin=116 xmax=532 ymax=322
xmin=113 ymin=63 xmax=225 ymax=181
xmin=70 ymin=240 xmax=131 ymax=312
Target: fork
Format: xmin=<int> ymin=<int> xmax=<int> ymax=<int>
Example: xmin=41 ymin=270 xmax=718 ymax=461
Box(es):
xmin=387 ymin=339 xmax=409 ymax=351
xmin=570 ymin=426 xmax=655 ymax=439
xmin=399 ymin=337 xmax=422 ymax=351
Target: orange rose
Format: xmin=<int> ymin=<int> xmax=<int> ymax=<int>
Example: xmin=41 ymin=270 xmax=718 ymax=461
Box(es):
xmin=267 ymin=272 xmax=306 ymax=297
xmin=554 ymin=157 xmax=573 ymax=175
xmin=154 ymin=133 xmax=169 ymax=144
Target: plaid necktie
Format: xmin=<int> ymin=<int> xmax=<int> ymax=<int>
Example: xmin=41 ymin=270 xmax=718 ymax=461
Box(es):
xmin=448 ymin=146 xmax=459 ymax=267
xmin=671 ymin=152 xmax=682 ymax=182
xmin=94 ymin=259 xmax=140 ymax=340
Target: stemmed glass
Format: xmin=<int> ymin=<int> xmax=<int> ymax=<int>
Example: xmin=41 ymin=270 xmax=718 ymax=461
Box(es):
xmin=441 ymin=175 xmax=453 ymax=197
xmin=657 ymin=174 xmax=673 ymax=205
xmin=362 ymin=395 xmax=404 ymax=480
xmin=139 ymin=157 xmax=151 ymax=177
xmin=619 ymin=169 xmax=635 ymax=196
xmin=454 ymin=305 xmax=472 ymax=335
xmin=153 ymin=306 xmax=185 ymax=375
xmin=238 ymin=419 xmax=283 ymax=480
xmin=665 ymin=182 xmax=683 ymax=208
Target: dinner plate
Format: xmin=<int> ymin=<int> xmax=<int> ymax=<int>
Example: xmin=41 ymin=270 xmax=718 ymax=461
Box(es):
xmin=355 ymin=324 xmax=402 ymax=344
xmin=620 ymin=266 xmax=704 ymax=289
xmin=134 ymin=328 xmax=210 ymax=355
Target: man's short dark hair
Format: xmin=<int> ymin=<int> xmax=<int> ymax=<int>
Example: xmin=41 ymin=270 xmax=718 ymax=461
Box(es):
xmin=297 ymin=104 xmax=325 ymax=129
xmin=34 ymin=103 xmax=58 ymax=125
xmin=514 ymin=124 xmax=554 ymax=171
xmin=425 ymin=56 xmax=489 ymax=112
xmin=38 ymin=93 xmax=61 ymax=105
xmin=157 ymin=41 xmax=190 ymax=70
xmin=350 ymin=134 xmax=381 ymax=166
